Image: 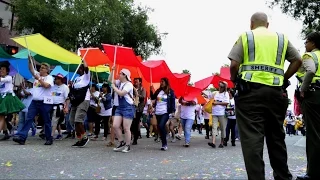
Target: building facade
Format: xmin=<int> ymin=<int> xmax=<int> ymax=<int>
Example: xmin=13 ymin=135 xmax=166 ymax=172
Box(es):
xmin=0 ymin=0 xmax=18 ymax=46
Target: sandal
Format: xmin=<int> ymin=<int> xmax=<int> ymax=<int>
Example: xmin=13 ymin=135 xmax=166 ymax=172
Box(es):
xmin=106 ymin=142 xmax=115 ymax=147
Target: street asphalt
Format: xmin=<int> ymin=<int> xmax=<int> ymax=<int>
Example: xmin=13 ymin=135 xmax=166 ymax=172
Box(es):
xmin=0 ymin=130 xmax=308 ymax=179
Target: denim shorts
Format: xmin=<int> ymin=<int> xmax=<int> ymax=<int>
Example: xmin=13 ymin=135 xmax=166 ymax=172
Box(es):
xmin=114 ymin=105 xmax=135 ymax=119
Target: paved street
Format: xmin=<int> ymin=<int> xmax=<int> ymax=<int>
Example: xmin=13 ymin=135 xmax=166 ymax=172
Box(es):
xmin=0 ymin=130 xmax=307 ymax=179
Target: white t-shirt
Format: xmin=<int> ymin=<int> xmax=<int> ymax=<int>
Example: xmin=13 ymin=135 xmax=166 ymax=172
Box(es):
xmin=21 ymin=88 xmax=34 ymax=112
xmin=51 ymin=84 xmax=69 ymax=104
xmin=226 ymin=98 xmax=236 ymax=119
xmin=155 ymin=90 xmax=168 ymax=115
xmin=113 ymin=80 xmax=121 ymax=106
xmin=32 ymin=72 xmax=54 ymax=101
xmin=180 ymin=98 xmax=197 ymax=119
xmin=209 ymin=91 xmax=230 ymax=116
xmin=99 ymin=96 xmax=112 ymax=116
xmin=143 ymin=99 xmax=152 ymax=114
xmin=0 ymin=75 xmax=13 ymax=94
xmin=90 ymin=91 xmax=100 ymax=107
xmin=118 ymin=81 xmax=134 ymax=105
xmin=73 ymin=70 xmax=90 ymax=100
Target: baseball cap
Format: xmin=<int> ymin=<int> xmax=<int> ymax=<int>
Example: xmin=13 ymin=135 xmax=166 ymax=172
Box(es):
xmin=120 ymin=69 xmax=131 ymax=81
xmin=53 ymin=73 xmax=65 ymax=79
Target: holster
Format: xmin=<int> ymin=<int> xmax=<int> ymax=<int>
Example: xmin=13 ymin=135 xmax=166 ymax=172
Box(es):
xmin=235 ymin=77 xmax=251 ymax=95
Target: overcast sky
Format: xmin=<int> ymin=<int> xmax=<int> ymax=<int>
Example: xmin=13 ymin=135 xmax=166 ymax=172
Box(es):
xmin=135 ymin=0 xmax=305 ymax=110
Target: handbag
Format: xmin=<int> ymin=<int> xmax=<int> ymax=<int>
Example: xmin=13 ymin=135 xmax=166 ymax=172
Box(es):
xmin=204 ymin=91 xmax=217 ymax=114
xmin=95 ymin=99 xmax=101 ymax=113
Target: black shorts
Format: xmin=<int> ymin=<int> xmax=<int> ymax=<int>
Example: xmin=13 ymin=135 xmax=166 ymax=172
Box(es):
xmin=112 ymin=106 xmax=118 ymax=116
xmin=87 ymin=106 xmax=98 ymax=123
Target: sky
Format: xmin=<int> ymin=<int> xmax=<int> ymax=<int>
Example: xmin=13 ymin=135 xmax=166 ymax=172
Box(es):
xmin=135 ymin=0 xmax=305 ymax=111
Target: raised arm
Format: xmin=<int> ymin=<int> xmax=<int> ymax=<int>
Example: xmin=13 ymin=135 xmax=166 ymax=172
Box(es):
xmin=28 ymin=55 xmax=36 ymax=76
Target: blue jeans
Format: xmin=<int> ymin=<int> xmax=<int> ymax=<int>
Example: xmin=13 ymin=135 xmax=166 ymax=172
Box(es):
xmin=84 ymin=115 xmax=88 ymax=131
xmin=64 ymin=113 xmax=74 ymax=132
xmin=17 ymin=111 xmax=35 ymax=133
xmin=16 ymin=100 xmax=53 ymax=141
xmin=181 ymin=118 xmax=194 ymax=144
xmin=156 ymin=113 xmax=169 ymax=147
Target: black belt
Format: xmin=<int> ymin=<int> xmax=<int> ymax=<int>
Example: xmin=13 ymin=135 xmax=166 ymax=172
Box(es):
xmin=248 ymin=82 xmax=281 ymax=90
xmin=310 ymin=84 xmax=320 ymax=90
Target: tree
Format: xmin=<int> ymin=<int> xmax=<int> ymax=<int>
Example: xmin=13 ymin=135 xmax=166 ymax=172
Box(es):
xmin=182 ymin=69 xmax=190 ymax=74
xmin=222 ymin=64 xmax=229 ymax=67
xmin=11 ymin=0 xmax=162 ymax=59
xmin=212 ymin=72 xmax=220 ymax=76
xmin=208 ymin=87 xmax=217 ymax=92
xmin=182 ymin=69 xmax=193 ymax=85
xmin=268 ymin=0 xmax=320 ymax=36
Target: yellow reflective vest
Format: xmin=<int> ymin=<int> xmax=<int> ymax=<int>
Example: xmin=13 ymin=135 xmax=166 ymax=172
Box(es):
xmin=303 ymin=50 xmax=320 ymax=83
xmin=240 ymin=27 xmax=288 ymax=86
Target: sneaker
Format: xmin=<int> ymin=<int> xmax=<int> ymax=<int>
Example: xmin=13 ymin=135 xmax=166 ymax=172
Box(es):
xmin=39 ymin=134 xmax=45 ymax=140
xmin=62 ymin=131 xmax=70 ymax=135
xmin=122 ymin=145 xmax=131 ymax=153
xmin=75 ymin=137 xmax=89 ymax=147
xmin=55 ymin=134 xmax=63 ymax=140
xmin=0 ymin=134 xmax=10 ymax=141
xmin=205 ymin=136 xmax=209 ymax=139
xmin=65 ymin=133 xmax=72 ymax=139
xmin=44 ymin=140 xmax=53 ymax=145
xmin=208 ymin=142 xmax=216 ymax=148
xmin=72 ymin=141 xmax=81 ymax=147
xmin=113 ymin=141 xmax=126 ymax=152
xmin=232 ymin=142 xmax=236 ymax=146
xmin=90 ymin=136 xmax=98 ymax=141
xmin=223 ymin=141 xmax=227 ymax=146
xmin=184 ymin=143 xmax=190 ymax=147
xmin=31 ymin=128 xmax=36 ymax=136
xmin=171 ymin=138 xmax=176 ymax=143
xmin=175 ymin=135 xmax=182 ymax=140
xmin=218 ymin=144 xmax=224 ymax=148
xmin=161 ymin=146 xmax=168 ymax=151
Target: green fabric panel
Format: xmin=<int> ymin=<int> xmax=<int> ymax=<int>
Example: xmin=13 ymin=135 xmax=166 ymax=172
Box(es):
xmin=0 ymin=47 xmax=13 ymax=58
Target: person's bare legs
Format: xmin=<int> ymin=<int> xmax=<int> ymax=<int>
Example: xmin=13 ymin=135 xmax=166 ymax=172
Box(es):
xmin=113 ymin=116 xmax=123 ymax=142
xmin=123 ymin=118 xmax=133 ymax=145
xmin=0 ymin=116 xmax=5 ymax=131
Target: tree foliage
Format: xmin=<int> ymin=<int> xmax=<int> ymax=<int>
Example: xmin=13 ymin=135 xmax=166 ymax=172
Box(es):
xmin=268 ymin=0 xmax=320 ymax=36
xmin=11 ymin=0 xmax=162 ymax=59
xmin=182 ymin=69 xmax=191 ymax=74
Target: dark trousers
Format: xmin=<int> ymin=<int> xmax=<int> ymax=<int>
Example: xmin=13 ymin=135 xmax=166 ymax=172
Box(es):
xmin=16 ymin=100 xmax=53 ymax=141
xmin=225 ymin=118 xmax=236 ymax=143
xmin=301 ymin=89 xmax=320 ymax=178
xmin=286 ymin=124 xmax=294 ymax=135
xmin=131 ymin=111 xmax=143 ymax=142
xmin=204 ymin=119 xmax=209 ymax=137
xmin=156 ymin=113 xmax=169 ymax=147
xmin=95 ymin=115 xmax=110 ymax=138
xmin=235 ymin=86 xmax=292 ymax=180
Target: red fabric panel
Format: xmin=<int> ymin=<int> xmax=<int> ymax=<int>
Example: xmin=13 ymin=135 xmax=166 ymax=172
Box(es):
xmin=212 ymin=75 xmax=234 ymax=89
xmin=220 ymin=67 xmax=231 ymax=80
xmin=183 ymin=86 xmax=202 ymax=101
xmin=79 ymin=48 xmax=111 ymax=66
xmin=102 ymin=44 xmax=141 ymax=67
xmin=194 ymin=75 xmax=215 ymax=90
xmin=138 ymin=60 xmax=190 ymax=97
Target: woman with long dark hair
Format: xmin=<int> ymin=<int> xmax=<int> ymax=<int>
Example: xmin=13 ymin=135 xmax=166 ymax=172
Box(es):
xmin=151 ymin=77 xmax=175 ymax=151
xmin=296 ymin=31 xmax=320 ymax=180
